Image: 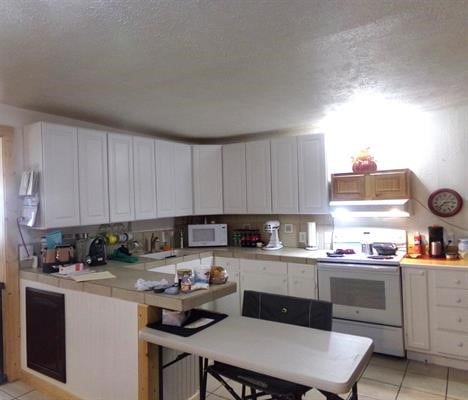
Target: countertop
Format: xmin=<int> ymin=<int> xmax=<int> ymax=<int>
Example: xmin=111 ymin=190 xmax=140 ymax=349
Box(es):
xmin=20 ymin=258 xmax=236 ymax=311
xmin=400 ymin=255 xmax=468 ymax=269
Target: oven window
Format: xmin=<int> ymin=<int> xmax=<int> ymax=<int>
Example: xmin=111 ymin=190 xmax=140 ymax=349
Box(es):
xmin=330 ymin=277 xmax=386 ymax=309
xmin=193 ymin=228 xmax=215 ymax=242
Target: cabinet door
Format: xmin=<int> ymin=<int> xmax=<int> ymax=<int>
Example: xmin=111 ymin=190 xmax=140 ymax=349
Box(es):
xmin=246 ymin=140 xmax=271 ymax=213
xmin=78 ymin=129 xmax=109 ymax=225
xmin=370 ymin=170 xmax=410 ymax=200
xmin=42 ymin=123 xmax=80 ymax=227
xmin=108 ymin=133 xmax=135 ymax=222
xmin=155 ymin=140 xmax=176 ymax=217
xmin=173 ymin=143 xmax=193 ymax=216
xmin=287 ymin=263 xmax=317 ymax=299
xmin=133 ymin=137 xmax=157 ymax=220
xmin=26 ymin=287 xmax=66 ymax=382
xmin=298 ymin=135 xmax=328 ymax=213
xmin=193 ymin=145 xmax=223 ymax=215
xmin=214 ymin=257 xmax=241 ymax=316
xmin=240 ymin=273 xmax=288 ymax=298
xmin=271 ymin=137 xmax=298 ymax=214
xmin=223 ymin=143 xmax=247 ymax=214
xmin=403 ymin=268 xmax=430 ymax=350
xmin=331 ymin=174 xmax=366 ymax=201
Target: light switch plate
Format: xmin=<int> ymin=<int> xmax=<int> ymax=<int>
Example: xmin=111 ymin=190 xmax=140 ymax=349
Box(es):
xmin=284 ymin=224 xmax=294 ymax=234
xmin=299 ymin=232 xmax=306 ymax=243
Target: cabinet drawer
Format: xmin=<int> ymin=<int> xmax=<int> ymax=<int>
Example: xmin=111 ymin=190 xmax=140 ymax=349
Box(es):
xmin=240 ymin=259 xmax=287 ymax=275
xmin=434 ymin=306 xmax=468 ymax=333
xmin=433 ymin=330 xmax=468 ymax=358
xmin=287 ymin=263 xmax=315 ymax=276
xmin=434 ymin=270 xmax=468 ymax=289
xmin=434 ymin=288 xmax=468 ymax=308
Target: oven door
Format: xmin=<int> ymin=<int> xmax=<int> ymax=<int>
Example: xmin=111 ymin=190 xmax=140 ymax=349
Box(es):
xmin=318 ymin=263 xmax=402 ymax=326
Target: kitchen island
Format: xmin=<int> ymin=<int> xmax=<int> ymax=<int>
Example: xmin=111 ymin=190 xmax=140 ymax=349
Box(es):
xmin=19 ymin=258 xmax=236 ymax=400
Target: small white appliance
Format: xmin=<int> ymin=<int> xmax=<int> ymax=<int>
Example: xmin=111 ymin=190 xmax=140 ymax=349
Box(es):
xmin=262 ymin=220 xmax=283 ymax=251
xmin=188 ymin=224 xmax=227 ymax=247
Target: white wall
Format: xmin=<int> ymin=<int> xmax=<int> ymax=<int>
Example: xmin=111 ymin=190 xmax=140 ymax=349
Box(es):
xmin=321 ymin=97 xmax=468 ymax=242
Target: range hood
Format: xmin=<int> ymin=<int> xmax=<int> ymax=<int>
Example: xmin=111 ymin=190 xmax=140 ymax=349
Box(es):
xmin=329 ymin=199 xmax=412 ymax=218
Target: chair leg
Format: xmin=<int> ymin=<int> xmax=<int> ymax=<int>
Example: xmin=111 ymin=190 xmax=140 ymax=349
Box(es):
xmin=250 ymin=387 xmax=257 ymax=400
xmin=199 ymin=357 xmax=209 ymax=400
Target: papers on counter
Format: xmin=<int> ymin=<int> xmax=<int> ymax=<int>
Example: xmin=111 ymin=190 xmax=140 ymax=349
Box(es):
xmin=71 ymin=271 xmax=116 ymax=282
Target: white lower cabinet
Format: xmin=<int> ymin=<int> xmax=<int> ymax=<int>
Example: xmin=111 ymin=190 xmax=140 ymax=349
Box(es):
xmin=403 ymin=265 xmax=468 ymax=365
xmin=402 ymin=267 xmax=430 ymax=351
xmin=287 ymin=263 xmax=317 ymax=299
xmin=240 ymin=260 xmax=288 ymax=299
xmin=213 ymin=257 xmax=241 ymax=316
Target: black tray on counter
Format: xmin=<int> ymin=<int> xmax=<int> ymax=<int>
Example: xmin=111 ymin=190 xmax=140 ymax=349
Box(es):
xmin=147 ymin=309 xmax=228 ymax=337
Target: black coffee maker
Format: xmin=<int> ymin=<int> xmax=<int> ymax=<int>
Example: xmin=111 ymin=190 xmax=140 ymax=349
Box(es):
xmin=428 ymin=226 xmax=444 ymax=257
xmin=85 ymin=236 xmax=107 ymax=266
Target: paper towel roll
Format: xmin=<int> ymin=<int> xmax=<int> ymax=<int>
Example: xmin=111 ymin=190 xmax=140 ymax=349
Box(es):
xmin=306 ymin=222 xmax=318 ymax=250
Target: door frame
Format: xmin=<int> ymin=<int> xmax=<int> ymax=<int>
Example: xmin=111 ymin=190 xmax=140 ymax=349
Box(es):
xmin=0 ymin=125 xmax=21 ymax=380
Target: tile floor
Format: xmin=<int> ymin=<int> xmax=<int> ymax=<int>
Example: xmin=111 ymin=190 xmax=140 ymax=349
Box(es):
xmin=1 ymin=356 xmax=467 ymax=400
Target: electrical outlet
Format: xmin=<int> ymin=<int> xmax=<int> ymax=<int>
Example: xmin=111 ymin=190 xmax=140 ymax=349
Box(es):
xmin=299 ymin=232 xmax=307 ymax=243
xmin=284 ymin=224 xmax=294 ymax=234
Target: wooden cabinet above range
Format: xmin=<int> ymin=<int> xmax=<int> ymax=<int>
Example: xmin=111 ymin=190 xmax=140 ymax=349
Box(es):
xmin=331 ymin=169 xmax=411 ymax=201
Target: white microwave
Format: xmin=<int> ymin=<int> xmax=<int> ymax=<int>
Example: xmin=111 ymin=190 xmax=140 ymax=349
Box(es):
xmin=188 ymin=224 xmax=228 ymax=247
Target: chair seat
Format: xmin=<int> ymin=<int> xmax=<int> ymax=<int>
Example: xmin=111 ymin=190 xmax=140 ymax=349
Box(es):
xmin=208 ymin=361 xmax=310 ymax=397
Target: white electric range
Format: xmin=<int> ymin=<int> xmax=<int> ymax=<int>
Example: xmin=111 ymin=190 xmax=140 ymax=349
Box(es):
xmin=317 ymin=228 xmax=407 ymax=357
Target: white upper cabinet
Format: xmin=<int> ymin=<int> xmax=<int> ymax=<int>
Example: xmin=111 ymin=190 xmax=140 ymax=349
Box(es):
xmin=246 ymin=140 xmax=271 ymax=213
xmin=193 ymin=145 xmax=223 ymax=215
xmin=133 ymin=137 xmax=157 ymax=220
xmin=155 ymin=140 xmax=176 ymax=218
xmin=23 ymin=122 xmax=80 ymax=228
xmin=108 ymin=133 xmax=135 ymax=222
xmin=271 ymin=137 xmax=299 ymax=214
xmin=222 ymin=143 xmax=247 ymax=214
xmin=297 ymin=134 xmax=328 ymax=213
xmin=78 ymin=128 xmax=109 ymax=225
xmin=173 ymin=142 xmax=193 ymax=216
xmin=155 ymin=140 xmax=193 ymax=217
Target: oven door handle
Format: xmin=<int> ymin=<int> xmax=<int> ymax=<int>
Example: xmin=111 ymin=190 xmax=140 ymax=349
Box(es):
xmin=317 ymin=263 xmax=400 ymax=273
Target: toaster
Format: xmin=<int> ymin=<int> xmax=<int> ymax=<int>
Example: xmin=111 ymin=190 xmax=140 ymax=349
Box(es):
xmin=85 ymin=236 xmax=107 ymax=266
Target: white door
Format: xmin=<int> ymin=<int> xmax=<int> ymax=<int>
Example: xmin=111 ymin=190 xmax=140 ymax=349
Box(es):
xmin=155 ymin=140 xmax=176 ymax=218
xmin=298 ymin=135 xmax=328 ymax=214
xmin=402 ymin=268 xmax=430 ymax=350
xmin=173 ymin=143 xmax=193 ymax=216
xmin=108 ymin=133 xmax=135 ymax=222
xmin=271 ymin=137 xmax=298 ymax=214
xmin=78 ymin=129 xmax=109 ymax=225
xmin=239 ymin=260 xmax=288 ymax=298
xmin=193 ymin=145 xmax=223 ymax=215
xmin=246 ymin=140 xmax=271 ymax=213
xmin=222 ymin=143 xmax=247 ymax=214
xmin=133 ymin=137 xmax=157 ymax=220
xmin=42 ymin=123 xmax=80 ymax=227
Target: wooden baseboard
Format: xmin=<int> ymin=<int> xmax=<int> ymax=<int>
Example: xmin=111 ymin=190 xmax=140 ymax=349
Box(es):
xmin=20 ymin=370 xmax=83 ymax=400
xmin=407 ymin=350 xmax=468 ymax=370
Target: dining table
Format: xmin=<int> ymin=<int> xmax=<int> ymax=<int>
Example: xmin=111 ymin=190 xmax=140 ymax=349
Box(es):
xmin=139 ymin=315 xmax=374 ymax=400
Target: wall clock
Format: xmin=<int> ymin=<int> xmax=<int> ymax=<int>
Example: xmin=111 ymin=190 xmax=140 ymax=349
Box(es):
xmin=428 ymin=188 xmax=463 ymax=217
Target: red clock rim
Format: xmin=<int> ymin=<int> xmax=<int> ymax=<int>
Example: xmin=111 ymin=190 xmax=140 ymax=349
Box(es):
xmin=428 ymin=188 xmax=463 ymax=217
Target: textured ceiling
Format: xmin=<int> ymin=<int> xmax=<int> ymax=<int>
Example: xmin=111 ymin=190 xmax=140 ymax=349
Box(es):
xmin=1 ymin=0 xmax=468 ymax=138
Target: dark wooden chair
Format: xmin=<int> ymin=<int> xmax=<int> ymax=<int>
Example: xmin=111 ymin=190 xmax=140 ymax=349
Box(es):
xmin=199 ymin=290 xmax=337 ymax=400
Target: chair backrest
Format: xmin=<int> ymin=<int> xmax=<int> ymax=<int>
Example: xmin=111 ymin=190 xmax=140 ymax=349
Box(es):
xmin=242 ymin=290 xmax=332 ymax=331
